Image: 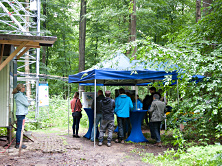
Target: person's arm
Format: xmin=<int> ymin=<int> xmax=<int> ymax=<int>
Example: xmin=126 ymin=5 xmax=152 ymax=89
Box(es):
xmin=129 ymin=98 xmax=133 ymax=111
xmin=112 ymin=99 xmax=115 ymax=109
xmin=16 ymin=93 xmax=30 ymax=107
xmin=77 ymin=99 xmax=82 ymax=109
xmin=148 ymin=102 xmax=155 ymax=113
xmin=70 ymin=100 xmax=74 ymax=111
xmin=91 ymin=100 xmax=94 ymax=110
xmin=114 ymin=98 xmax=118 ymax=114
xmin=140 ymin=101 xmax=143 ymax=109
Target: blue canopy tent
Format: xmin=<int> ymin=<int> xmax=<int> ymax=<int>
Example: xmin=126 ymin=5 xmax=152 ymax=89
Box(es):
xmin=68 ymin=53 xmax=181 ymax=146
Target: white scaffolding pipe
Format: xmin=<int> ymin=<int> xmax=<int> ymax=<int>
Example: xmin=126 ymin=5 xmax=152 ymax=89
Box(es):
xmin=0 ymin=2 xmax=31 ymax=35
xmin=35 ymin=0 xmax=41 ymax=119
xmin=68 ymin=84 xmax=70 ymax=136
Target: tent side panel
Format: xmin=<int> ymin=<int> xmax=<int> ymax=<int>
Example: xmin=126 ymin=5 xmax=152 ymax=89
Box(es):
xmin=0 ymin=64 xmax=9 ymax=127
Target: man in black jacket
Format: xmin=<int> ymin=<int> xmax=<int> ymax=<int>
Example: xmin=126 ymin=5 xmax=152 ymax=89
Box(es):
xmin=98 ymin=90 xmax=115 ymax=147
xmin=91 ymin=90 xmax=105 ymax=141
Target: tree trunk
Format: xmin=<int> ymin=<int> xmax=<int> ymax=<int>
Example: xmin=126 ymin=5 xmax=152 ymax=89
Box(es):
xmin=130 ymin=0 xmax=136 ymax=59
xmin=203 ymin=0 xmax=212 ymax=15
xmin=79 ymin=0 xmax=86 ymax=98
xmin=196 ymin=0 xmax=201 ymax=22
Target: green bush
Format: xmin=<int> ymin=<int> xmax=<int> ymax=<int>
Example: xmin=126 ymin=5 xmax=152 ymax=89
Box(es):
xmin=26 ymin=95 xmax=88 ymax=130
xmin=141 ymin=144 xmax=222 ymax=166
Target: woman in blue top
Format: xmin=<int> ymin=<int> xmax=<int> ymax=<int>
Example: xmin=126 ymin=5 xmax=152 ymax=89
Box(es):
xmin=133 ymin=95 xmax=143 ymax=110
xmin=12 ymin=84 xmax=30 ymax=149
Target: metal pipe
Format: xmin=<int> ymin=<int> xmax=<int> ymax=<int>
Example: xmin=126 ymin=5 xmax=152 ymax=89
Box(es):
xmin=68 ymin=84 xmax=70 ymax=136
xmin=35 ymin=0 xmax=41 ymax=119
xmin=177 ymin=79 xmax=179 ymax=107
xmin=94 ymin=79 xmax=96 ymax=147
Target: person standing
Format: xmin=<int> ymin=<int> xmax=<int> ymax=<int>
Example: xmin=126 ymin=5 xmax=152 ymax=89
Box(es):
xmin=143 ymin=87 xmax=161 ymax=138
xmin=114 ymin=88 xmax=133 ymax=143
xmin=98 ymin=91 xmax=115 ymax=147
xmin=12 ymin=84 xmax=30 ymax=149
xmin=90 ymin=90 xmax=105 ymax=141
xmin=133 ymin=95 xmax=143 ymax=110
xmin=71 ymin=92 xmax=82 ymax=138
xmin=148 ymin=94 xmax=166 ymax=146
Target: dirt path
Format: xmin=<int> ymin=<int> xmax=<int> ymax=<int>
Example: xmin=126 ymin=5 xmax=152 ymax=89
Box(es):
xmin=0 ymin=129 xmax=169 ymax=166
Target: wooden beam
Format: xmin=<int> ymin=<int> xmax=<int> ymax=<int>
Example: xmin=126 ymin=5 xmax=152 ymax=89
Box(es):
xmin=0 ymin=44 xmax=4 ymax=64
xmin=16 ymin=47 xmax=30 ymax=59
xmin=0 ymin=41 xmax=28 ymax=71
xmin=0 ymin=40 xmax=40 ymax=48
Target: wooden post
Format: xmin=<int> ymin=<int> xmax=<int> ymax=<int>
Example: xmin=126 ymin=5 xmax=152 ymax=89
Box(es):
xmin=0 ymin=44 xmax=4 ymax=64
xmin=18 ymin=119 xmax=25 ymax=157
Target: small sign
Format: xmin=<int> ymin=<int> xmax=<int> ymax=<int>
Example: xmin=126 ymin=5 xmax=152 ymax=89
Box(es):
xmin=39 ymin=83 xmax=49 ymax=106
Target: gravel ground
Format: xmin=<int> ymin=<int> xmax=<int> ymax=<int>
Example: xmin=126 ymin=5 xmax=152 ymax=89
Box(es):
xmin=0 ymin=128 xmax=169 ymax=166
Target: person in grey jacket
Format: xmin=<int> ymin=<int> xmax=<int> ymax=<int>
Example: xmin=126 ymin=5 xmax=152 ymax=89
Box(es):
xmin=12 ymin=84 xmax=30 ymax=149
xmin=148 ymin=94 xmax=166 ymax=146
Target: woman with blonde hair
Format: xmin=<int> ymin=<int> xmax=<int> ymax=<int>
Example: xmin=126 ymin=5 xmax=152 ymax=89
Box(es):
xmin=12 ymin=84 xmax=30 ymax=149
xmin=70 ymin=92 xmax=82 ymax=138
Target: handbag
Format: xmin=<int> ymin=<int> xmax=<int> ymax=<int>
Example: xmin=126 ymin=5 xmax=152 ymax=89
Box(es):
xmin=72 ymin=99 xmax=82 ymax=118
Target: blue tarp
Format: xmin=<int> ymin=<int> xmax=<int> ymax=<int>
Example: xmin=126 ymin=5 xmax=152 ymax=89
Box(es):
xmin=69 ymin=52 xmax=178 ymax=85
xmin=69 ymin=68 xmax=178 ymax=85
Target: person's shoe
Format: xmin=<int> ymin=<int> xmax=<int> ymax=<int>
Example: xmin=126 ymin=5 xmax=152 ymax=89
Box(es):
xmin=115 ymin=139 xmax=119 ymax=143
xmin=75 ymin=135 xmax=80 ymax=138
xmin=15 ymin=144 xmax=27 ymax=149
xmin=98 ymin=142 xmax=103 ymax=146
xmin=154 ymin=142 xmax=162 ymax=147
xmin=73 ymin=135 xmax=76 ymax=138
xmin=120 ymin=140 xmax=125 ymax=144
xmin=107 ymin=142 xmax=111 ymax=147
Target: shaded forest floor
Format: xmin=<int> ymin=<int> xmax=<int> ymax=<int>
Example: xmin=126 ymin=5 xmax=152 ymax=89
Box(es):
xmin=0 ymin=127 xmax=171 ymax=166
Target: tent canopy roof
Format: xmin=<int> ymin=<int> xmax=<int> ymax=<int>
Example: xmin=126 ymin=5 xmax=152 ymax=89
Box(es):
xmin=69 ymin=52 xmax=178 ymax=85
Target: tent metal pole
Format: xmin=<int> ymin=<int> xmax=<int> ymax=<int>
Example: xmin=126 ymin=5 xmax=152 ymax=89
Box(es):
xmin=177 ymin=80 xmax=179 ymax=107
xmin=94 ymin=79 xmax=97 ymax=147
xmin=68 ymin=84 xmax=70 ymax=136
xmin=164 ymin=91 xmax=167 ymax=130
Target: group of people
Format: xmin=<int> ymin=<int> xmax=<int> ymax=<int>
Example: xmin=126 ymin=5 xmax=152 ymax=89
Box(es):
xmin=12 ymin=83 xmax=165 ymax=149
xmin=71 ymin=87 xmax=166 ymax=147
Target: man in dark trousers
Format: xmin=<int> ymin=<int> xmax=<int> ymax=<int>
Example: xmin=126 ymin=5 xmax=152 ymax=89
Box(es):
xmin=91 ymin=90 xmax=105 ymax=141
xmin=143 ymin=87 xmax=161 ymax=138
xmin=114 ymin=88 xmax=133 ymax=143
xmin=98 ymin=91 xmax=115 ymax=147
xmin=148 ymin=94 xmax=166 ymax=146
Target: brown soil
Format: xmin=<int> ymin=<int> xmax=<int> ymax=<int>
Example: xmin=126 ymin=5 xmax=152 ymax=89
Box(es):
xmin=0 ymin=128 xmax=170 ymax=166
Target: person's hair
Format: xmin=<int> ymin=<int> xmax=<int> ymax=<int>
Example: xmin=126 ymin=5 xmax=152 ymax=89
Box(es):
xmin=153 ymin=94 xmax=160 ymax=99
xmin=98 ymin=90 xmax=103 ymax=95
xmin=12 ymin=84 xmax=23 ymax=94
xmin=119 ymin=88 xmax=125 ymax=94
xmin=74 ymin=92 xmax=79 ymax=98
xmin=105 ymin=90 xmax=111 ymax=97
xmin=149 ymin=87 xmax=156 ymax=92
xmin=137 ymin=95 xmax=139 ymax=97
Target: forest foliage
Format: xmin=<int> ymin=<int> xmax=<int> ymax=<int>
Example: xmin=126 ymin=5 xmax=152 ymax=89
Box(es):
xmin=34 ymin=0 xmax=221 ymax=142
xmin=0 ymin=0 xmax=221 ymax=148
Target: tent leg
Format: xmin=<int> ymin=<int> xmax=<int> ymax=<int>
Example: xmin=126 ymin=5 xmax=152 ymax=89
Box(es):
xmin=68 ymin=84 xmax=70 ymax=136
xmin=177 ymin=80 xmax=179 ymax=107
xmin=94 ymin=79 xmax=97 ymax=147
